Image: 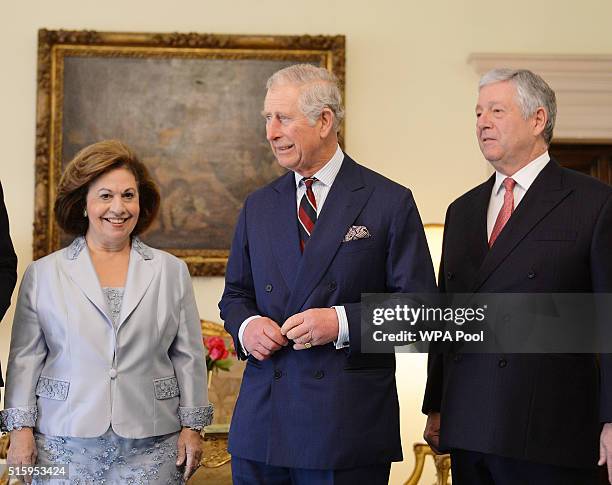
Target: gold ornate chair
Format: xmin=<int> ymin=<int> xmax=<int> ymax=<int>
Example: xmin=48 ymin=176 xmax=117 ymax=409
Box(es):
xmin=0 ymin=433 xmax=9 ymax=484
xmin=201 ymin=320 xmax=244 ymax=425
xmin=404 ymin=443 xmax=451 ymax=485
xmin=0 ymin=434 xmax=8 ymax=458
xmin=189 ymin=320 xmax=245 ymax=484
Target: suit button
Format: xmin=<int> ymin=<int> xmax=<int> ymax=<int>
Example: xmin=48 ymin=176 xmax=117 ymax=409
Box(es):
xmin=453 ymin=354 xmax=462 ymax=363
xmin=274 ymin=369 xmax=282 ymax=379
xmin=527 ymin=271 xmax=536 ymax=279
xmin=314 ymin=370 xmax=324 ymax=379
xmin=502 ymin=314 xmax=511 ymax=323
xmin=328 ymin=281 xmax=337 ymax=291
xmin=446 ymin=272 xmax=454 ymax=280
xmin=498 ymin=359 xmax=507 ymax=368
xmin=265 ymin=284 xmax=273 ymax=293
xmin=109 ymin=368 xmax=117 ymax=379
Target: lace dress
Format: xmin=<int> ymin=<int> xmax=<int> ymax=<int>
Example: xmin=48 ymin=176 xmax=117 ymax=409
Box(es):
xmin=32 ymin=288 xmax=184 ymax=485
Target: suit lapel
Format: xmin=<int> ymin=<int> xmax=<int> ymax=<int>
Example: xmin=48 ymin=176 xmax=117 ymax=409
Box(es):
xmin=62 ymin=237 xmax=112 ymax=326
xmin=266 ymin=172 xmax=302 ymax=292
xmin=462 ymin=176 xmax=493 ymax=274
xmin=472 ymin=161 xmax=572 ymax=291
xmin=284 ymin=156 xmax=373 ymax=317
xmin=117 ymin=239 xmax=155 ymax=329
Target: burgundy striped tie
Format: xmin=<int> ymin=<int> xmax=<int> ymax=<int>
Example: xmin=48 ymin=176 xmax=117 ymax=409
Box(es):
xmin=298 ymin=177 xmax=317 ymax=252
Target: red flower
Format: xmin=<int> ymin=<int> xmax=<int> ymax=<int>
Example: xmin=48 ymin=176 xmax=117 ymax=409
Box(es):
xmin=204 ymin=336 xmax=229 ymax=362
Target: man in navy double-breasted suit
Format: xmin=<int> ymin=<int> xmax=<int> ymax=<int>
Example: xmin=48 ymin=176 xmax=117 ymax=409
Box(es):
xmin=219 ymin=64 xmax=436 ymax=484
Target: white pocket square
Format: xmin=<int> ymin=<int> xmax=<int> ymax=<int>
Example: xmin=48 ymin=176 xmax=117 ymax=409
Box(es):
xmin=343 ymin=225 xmax=371 ymax=242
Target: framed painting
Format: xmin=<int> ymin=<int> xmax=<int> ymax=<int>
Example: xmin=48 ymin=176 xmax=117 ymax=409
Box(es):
xmin=34 ymin=29 xmax=345 ymax=275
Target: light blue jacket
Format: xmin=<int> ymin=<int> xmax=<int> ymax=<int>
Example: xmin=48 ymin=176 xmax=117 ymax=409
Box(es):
xmin=1 ymin=237 xmax=212 ymax=438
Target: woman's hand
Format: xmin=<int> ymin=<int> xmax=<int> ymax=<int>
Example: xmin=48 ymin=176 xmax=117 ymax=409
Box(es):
xmin=176 ymin=427 xmax=203 ymax=481
xmin=7 ymin=428 xmax=38 ymax=484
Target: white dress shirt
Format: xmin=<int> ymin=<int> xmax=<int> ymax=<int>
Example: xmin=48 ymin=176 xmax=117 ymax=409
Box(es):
xmin=487 ymin=151 xmax=550 ymax=240
xmin=238 ymin=144 xmax=350 ymax=353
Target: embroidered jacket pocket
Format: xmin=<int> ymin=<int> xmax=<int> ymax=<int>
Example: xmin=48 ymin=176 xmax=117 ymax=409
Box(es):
xmin=35 ymin=376 xmax=70 ymax=401
xmin=153 ymin=376 xmax=180 ymax=400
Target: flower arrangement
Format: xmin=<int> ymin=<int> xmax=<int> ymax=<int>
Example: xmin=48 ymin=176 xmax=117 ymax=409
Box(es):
xmin=204 ymin=336 xmax=235 ymax=373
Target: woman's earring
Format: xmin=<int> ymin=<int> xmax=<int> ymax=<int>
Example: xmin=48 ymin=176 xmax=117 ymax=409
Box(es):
xmin=83 ymin=209 xmax=88 ymax=217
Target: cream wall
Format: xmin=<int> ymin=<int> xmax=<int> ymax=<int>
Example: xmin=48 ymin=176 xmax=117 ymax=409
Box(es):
xmin=2 ymin=0 xmax=612 ymax=483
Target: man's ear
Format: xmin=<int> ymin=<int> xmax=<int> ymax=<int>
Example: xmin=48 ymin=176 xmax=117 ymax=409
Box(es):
xmin=319 ymin=108 xmax=335 ymax=138
xmin=532 ymin=107 xmax=548 ymax=137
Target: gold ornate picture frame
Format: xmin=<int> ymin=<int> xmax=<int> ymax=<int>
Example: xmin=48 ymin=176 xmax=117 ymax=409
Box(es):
xmin=34 ymin=29 xmax=345 ymax=275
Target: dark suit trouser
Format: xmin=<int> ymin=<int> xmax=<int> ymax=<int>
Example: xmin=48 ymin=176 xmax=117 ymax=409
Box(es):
xmin=451 ymin=449 xmax=599 ymax=485
xmin=231 ymin=457 xmax=391 ymax=485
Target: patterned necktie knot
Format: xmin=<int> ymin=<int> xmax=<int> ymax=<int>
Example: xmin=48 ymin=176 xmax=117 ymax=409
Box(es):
xmin=503 ymin=177 xmax=516 ymax=192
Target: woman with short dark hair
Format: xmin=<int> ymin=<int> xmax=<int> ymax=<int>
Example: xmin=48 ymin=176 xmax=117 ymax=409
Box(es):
xmin=1 ymin=140 xmax=211 ymax=484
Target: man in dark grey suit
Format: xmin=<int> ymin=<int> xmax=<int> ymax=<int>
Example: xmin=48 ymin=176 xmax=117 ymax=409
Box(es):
xmin=0 ymin=181 xmax=17 ymax=396
xmin=423 ymin=69 xmax=612 ymax=484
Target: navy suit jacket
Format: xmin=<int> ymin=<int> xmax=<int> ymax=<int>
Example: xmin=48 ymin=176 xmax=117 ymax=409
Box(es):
xmin=220 ymin=153 xmax=436 ymax=469
xmin=0 ymin=182 xmax=17 ymax=388
xmin=423 ymin=160 xmax=612 ymax=469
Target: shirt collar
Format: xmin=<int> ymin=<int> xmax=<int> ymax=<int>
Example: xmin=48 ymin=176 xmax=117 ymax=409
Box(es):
xmin=294 ymin=144 xmax=344 ymax=188
xmin=493 ymin=151 xmax=550 ymax=195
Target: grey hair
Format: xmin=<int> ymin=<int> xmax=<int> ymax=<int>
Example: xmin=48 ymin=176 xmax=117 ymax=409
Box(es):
xmin=266 ymin=64 xmax=344 ymax=133
xmin=479 ymin=68 xmax=557 ymax=145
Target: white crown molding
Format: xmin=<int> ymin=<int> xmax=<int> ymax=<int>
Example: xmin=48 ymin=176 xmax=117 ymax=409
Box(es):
xmin=468 ymin=53 xmax=612 ymax=142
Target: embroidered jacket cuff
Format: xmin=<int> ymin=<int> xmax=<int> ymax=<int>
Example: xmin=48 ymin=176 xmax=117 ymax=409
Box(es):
xmin=178 ymin=404 xmax=214 ymax=430
xmin=0 ymin=406 xmax=38 ymax=432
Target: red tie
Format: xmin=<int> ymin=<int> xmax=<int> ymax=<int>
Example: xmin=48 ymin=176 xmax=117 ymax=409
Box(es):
xmin=489 ymin=177 xmax=516 ymax=247
xmin=298 ymin=177 xmax=317 ymax=252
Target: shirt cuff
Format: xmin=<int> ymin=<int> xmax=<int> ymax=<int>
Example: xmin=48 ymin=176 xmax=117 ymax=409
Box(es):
xmin=238 ymin=315 xmax=262 ymax=355
xmin=333 ymin=306 xmax=349 ymax=349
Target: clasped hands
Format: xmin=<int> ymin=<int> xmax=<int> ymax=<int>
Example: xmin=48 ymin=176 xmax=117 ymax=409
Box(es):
xmin=243 ymin=308 xmax=339 ymax=361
